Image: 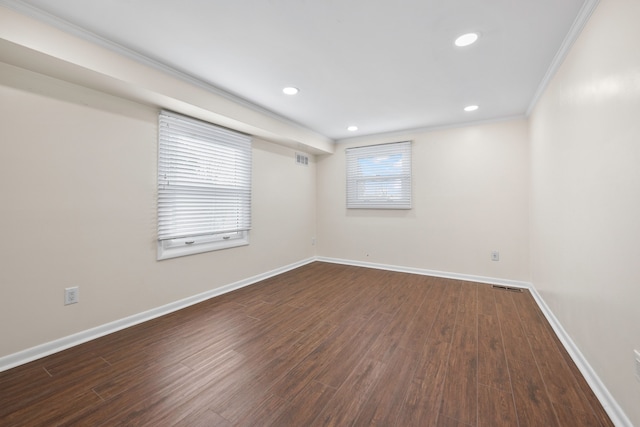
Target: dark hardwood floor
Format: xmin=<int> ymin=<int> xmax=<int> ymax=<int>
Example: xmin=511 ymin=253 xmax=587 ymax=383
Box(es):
xmin=0 ymin=262 xmax=613 ymax=426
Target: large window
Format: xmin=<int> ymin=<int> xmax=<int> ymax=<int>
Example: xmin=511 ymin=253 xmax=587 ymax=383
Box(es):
xmin=346 ymin=141 xmax=412 ymax=209
xmin=157 ymin=111 xmax=252 ymax=260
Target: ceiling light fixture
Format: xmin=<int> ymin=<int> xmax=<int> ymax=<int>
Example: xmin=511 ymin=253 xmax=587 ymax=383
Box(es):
xmin=455 ymin=32 xmax=479 ymax=47
xmin=464 ymin=105 xmax=479 ymax=112
xmin=347 ymin=125 xmax=358 ymax=132
xmin=282 ymin=86 xmax=299 ymax=95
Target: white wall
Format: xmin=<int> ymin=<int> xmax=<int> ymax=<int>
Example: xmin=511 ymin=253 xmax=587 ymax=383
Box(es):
xmin=317 ymin=119 xmax=530 ymax=282
xmin=0 ymin=64 xmax=316 ymax=358
xmin=529 ymin=0 xmax=640 ymax=424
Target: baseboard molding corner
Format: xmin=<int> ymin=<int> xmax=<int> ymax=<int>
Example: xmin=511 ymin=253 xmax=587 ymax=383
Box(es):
xmin=314 ymin=256 xmax=533 ymax=289
xmin=0 ymin=257 xmax=315 ymax=373
xmin=527 ymin=287 xmax=632 ymax=427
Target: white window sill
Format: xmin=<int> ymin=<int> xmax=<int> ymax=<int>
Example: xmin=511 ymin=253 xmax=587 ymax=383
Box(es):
xmin=157 ymin=233 xmax=249 ymax=260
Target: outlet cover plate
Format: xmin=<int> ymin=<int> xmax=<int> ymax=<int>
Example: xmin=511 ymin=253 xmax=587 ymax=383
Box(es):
xmin=634 ymin=349 xmax=640 ymax=382
xmin=64 ymin=287 xmax=79 ymax=305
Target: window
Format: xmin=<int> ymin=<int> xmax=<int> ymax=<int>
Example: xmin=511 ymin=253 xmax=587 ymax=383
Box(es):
xmin=157 ymin=111 xmax=252 ymax=260
xmin=346 ymin=141 xmax=412 ymax=209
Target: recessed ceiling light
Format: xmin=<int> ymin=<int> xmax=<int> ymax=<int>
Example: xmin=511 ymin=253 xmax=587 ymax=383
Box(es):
xmin=282 ymin=87 xmax=299 ymax=95
xmin=455 ymin=32 xmax=479 ymax=47
xmin=347 ymin=125 xmax=358 ymax=132
xmin=464 ymin=105 xmax=479 ymax=112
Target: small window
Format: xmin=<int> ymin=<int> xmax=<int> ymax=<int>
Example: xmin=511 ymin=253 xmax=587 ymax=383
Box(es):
xmin=157 ymin=111 xmax=252 ymax=260
xmin=346 ymin=141 xmax=412 ymax=209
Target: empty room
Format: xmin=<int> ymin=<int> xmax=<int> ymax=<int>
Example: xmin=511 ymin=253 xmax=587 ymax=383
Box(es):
xmin=0 ymin=0 xmax=638 ymax=426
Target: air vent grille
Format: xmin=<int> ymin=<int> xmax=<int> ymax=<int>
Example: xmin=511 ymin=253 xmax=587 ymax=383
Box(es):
xmin=491 ymin=285 xmax=523 ymax=293
xmin=295 ymin=153 xmax=309 ymax=166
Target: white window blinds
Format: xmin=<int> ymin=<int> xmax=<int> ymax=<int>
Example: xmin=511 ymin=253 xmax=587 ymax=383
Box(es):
xmin=346 ymin=141 xmax=412 ymax=209
xmin=158 ymin=111 xmax=252 ymax=243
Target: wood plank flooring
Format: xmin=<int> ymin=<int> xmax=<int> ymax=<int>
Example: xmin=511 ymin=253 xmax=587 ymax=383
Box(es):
xmin=0 ymin=262 xmax=613 ymax=426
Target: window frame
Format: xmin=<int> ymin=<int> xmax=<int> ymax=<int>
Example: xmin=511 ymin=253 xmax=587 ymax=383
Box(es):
xmin=346 ymin=141 xmax=412 ymax=209
xmin=157 ymin=110 xmax=252 ymax=260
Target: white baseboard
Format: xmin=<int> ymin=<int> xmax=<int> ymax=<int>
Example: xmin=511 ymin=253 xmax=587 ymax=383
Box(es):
xmin=315 ymin=256 xmax=533 ymax=289
xmin=316 ymin=256 xmax=631 ymax=427
xmin=0 ymin=257 xmax=315 ymax=373
xmin=528 ymin=288 xmax=633 ymax=427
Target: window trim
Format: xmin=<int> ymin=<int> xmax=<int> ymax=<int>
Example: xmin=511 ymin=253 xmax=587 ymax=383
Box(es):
xmin=157 ymin=110 xmax=252 ymax=260
xmin=346 ymin=141 xmax=412 ymax=210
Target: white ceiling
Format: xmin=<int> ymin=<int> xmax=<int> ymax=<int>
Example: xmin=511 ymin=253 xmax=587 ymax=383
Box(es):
xmin=7 ymin=0 xmax=590 ymax=140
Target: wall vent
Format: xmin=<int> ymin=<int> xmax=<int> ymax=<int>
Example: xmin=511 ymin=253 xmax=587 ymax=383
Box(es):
xmin=491 ymin=285 xmax=523 ymax=293
xmin=295 ymin=152 xmax=309 ymax=166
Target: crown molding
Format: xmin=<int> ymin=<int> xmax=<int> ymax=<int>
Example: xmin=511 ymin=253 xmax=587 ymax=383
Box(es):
xmin=526 ymin=0 xmax=600 ymax=115
xmin=335 ymin=114 xmax=527 ymax=144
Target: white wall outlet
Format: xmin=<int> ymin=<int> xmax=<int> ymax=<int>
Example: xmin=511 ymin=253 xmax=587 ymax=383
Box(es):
xmin=64 ymin=287 xmax=79 ymax=305
xmin=634 ymin=349 xmax=640 ymax=382
xmin=311 ymin=237 xmax=316 ymax=246
xmin=491 ymin=251 xmax=500 ymax=261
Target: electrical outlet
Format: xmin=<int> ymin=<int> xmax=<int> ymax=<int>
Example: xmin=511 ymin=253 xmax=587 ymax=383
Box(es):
xmin=634 ymin=349 xmax=640 ymax=382
xmin=64 ymin=287 xmax=79 ymax=305
xmin=491 ymin=251 xmax=500 ymax=261
xmin=311 ymin=237 xmax=316 ymax=246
